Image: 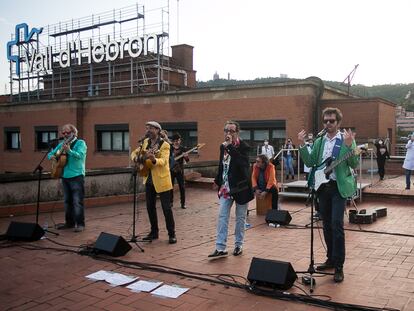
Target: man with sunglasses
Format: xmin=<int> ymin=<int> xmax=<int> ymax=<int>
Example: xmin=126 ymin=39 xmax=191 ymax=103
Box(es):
xmin=48 ymin=124 xmax=87 ymax=232
xmin=209 ymin=121 xmax=254 ymax=258
xmin=298 ymin=107 xmax=358 ymax=283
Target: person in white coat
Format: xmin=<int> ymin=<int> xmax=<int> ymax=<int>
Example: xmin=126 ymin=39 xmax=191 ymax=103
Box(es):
xmin=403 ymin=134 xmax=414 ymax=190
xmin=260 ymin=139 xmax=275 ymax=159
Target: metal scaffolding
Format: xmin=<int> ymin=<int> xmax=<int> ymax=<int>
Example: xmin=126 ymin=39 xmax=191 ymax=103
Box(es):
xmin=8 ymin=1 xmax=170 ymax=102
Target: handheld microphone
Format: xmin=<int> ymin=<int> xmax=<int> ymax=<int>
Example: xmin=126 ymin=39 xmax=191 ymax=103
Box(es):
xmin=316 ymin=128 xmax=327 ymax=138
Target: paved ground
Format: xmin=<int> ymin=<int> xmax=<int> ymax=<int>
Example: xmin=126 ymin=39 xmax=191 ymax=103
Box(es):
xmin=1 ymin=175 xmax=414 ymax=311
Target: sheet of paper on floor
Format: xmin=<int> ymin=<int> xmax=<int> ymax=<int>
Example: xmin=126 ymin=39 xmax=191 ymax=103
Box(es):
xmin=126 ymin=280 xmax=163 ymax=292
xmin=151 ymin=284 xmax=189 ymax=299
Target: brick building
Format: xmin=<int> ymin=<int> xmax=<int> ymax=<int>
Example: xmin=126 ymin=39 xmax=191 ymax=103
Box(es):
xmin=0 ymin=69 xmax=396 ymax=173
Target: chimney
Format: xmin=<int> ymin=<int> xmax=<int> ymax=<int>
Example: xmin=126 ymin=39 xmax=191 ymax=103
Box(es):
xmin=171 ymin=44 xmax=194 ymax=71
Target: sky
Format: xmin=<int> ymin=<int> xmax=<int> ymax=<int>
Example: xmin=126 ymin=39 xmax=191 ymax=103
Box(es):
xmin=1 ymin=0 xmax=414 ymax=95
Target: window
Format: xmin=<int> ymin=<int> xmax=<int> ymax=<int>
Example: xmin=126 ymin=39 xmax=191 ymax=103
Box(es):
xmin=4 ymin=127 xmax=21 ymax=150
xmin=96 ymin=124 xmax=129 ymax=152
xmin=160 ymin=122 xmax=198 ymax=151
xmin=35 ymin=126 xmax=58 ymax=151
xmin=237 ymin=120 xmax=286 ymax=158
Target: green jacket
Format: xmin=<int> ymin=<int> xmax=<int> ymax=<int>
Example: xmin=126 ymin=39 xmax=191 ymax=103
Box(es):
xmin=299 ymin=136 xmax=359 ymax=198
xmin=48 ymin=139 xmax=87 ymax=178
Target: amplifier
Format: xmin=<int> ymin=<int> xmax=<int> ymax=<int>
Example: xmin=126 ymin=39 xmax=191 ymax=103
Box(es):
xmin=354 ymin=213 xmax=374 ymax=224
xmin=375 ymin=207 xmax=387 ymax=218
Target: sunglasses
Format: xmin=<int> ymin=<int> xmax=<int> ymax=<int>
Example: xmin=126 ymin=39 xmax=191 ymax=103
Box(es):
xmin=323 ymin=119 xmax=337 ymax=124
xmin=62 ymin=131 xmax=71 ymax=134
xmin=224 ymin=129 xmax=237 ymax=134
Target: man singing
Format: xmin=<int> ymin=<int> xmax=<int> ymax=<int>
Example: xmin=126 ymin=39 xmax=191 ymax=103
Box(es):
xmin=298 ymin=107 xmax=358 ymax=283
xmin=48 ymin=124 xmax=87 ymax=232
xmin=209 ymin=121 xmax=254 ymax=258
xmin=131 ymin=121 xmax=177 ymax=244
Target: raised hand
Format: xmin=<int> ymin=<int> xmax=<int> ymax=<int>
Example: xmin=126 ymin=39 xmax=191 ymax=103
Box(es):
xmin=298 ymin=130 xmax=307 ymax=144
xmin=343 ymin=128 xmax=356 ymax=147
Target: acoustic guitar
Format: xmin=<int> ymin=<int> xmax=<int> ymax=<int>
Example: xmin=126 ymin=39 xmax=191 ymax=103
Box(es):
xmin=50 ymin=134 xmax=76 ymax=178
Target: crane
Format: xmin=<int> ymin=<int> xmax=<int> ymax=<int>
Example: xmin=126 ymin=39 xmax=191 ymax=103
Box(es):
xmin=342 ymin=64 xmax=359 ymax=96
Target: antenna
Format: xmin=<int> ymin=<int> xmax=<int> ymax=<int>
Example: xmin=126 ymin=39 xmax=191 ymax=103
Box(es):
xmin=177 ymin=0 xmax=180 ymax=44
xmin=342 ymin=64 xmax=359 ymax=95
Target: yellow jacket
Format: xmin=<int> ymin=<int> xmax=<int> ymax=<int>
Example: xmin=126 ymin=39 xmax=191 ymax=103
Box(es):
xmin=131 ymin=138 xmax=173 ymax=193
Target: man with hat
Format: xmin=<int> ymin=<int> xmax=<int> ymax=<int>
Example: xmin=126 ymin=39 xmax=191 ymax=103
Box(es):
xmin=170 ymin=133 xmax=190 ymax=209
xmin=131 ymin=121 xmax=177 ymax=244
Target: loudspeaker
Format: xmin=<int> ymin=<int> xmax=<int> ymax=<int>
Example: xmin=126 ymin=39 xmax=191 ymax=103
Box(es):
xmin=375 ymin=207 xmax=387 ymax=218
xmin=265 ymin=210 xmax=292 ymax=225
xmin=247 ymin=257 xmax=297 ymax=290
xmin=93 ymin=232 xmax=132 ymax=257
xmin=6 ymin=221 xmax=45 ymax=241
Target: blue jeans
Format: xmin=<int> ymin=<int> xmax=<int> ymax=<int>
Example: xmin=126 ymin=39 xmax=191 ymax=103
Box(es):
xmin=284 ymin=155 xmax=294 ymax=176
xmin=62 ymin=175 xmax=85 ymax=227
xmin=318 ymin=181 xmax=346 ymax=268
xmin=216 ymin=196 xmax=248 ymax=251
xmin=405 ymin=169 xmax=412 ymax=189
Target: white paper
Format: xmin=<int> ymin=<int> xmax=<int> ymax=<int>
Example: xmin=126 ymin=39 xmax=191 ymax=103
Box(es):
xmin=126 ymin=280 xmax=163 ymax=292
xmin=85 ymin=270 xmax=137 ymax=286
xmin=105 ymin=272 xmax=138 ymax=286
xmin=85 ymin=270 xmax=112 ymax=281
xmin=151 ymin=284 xmax=189 ymax=299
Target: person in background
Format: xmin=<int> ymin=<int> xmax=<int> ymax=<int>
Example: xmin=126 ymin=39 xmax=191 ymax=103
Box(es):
xmin=374 ymin=138 xmax=390 ymax=181
xmin=170 ymin=133 xmax=189 ymax=209
xmin=283 ymin=138 xmax=296 ymax=180
xmin=251 ymin=154 xmax=279 ymax=210
xmin=260 ymin=139 xmax=275 ymax=160
xmin=403 ymin=133 xmax=414 ymax=190
xmin=48 ymin=124 xmax=87 ymax=232
xmin=209 ymin=121 xmax=254 ymax=258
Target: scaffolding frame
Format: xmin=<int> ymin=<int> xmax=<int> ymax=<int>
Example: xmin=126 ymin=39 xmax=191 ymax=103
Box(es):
xmin=8 ymin=1 xmax=170 ymax=102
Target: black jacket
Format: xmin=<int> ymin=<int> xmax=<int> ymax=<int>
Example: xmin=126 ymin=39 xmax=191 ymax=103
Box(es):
xmin=214 ymin=140 xmax=254 ymax=205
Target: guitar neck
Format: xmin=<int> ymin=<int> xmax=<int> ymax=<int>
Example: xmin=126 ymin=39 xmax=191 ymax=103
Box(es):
xmin=325 ymin=149 xmax=354 ymax=173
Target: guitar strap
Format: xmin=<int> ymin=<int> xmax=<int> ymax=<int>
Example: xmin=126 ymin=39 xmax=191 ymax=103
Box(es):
xmin=331 ymin=136 xmax=343 ymax=160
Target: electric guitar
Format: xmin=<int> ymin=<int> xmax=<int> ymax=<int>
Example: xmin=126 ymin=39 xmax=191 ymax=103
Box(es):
xmin=171 ymin=143 xmax=205 ymax=173
xmin=310 ymin=144 xmax=367 ymax=191
xmin=50 ymin=134 xmax=76 ymax=178
xmin=174 ymin=143 xmax=205 ymax=161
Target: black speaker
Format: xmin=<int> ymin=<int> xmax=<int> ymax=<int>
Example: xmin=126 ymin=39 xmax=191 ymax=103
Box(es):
xmin=265 ymin=210 xmax=292 ymax=225
xmin=93 ymin=232 xmax=132 ymax=257
xmin=6 ymin=221 xmax=45 ymax=241
xmin=247 ymin=257 xmax=297 ymax=290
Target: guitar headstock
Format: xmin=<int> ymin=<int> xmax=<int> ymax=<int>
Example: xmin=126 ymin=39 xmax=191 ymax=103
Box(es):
xmin=196 ymin=143 xmax=206 ymax=149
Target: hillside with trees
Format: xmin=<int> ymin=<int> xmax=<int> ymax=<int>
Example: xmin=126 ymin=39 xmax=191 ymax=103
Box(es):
xmin=197 ymin=78 xmax=414 ymax=111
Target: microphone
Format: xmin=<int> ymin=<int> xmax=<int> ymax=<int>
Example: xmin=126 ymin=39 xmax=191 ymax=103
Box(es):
xmin=138 ymin=133 xmax=149 ymax=144
xmin=316 ymin=128 xmax=327 ymax=138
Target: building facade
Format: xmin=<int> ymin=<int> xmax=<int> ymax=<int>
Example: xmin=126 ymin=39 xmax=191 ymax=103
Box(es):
xmin=0 ymin=77 xmax=396 ymax=173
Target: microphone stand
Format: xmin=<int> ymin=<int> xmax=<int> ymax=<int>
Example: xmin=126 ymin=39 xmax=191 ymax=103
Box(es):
xmin=32 ymin=148 xmax=58 ymax=236
xmin=296 ymin=132 xmax=332 ymax=293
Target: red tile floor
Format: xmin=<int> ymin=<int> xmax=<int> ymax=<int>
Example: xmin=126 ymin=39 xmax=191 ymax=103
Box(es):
xmin=1 ymin=176 xmax=414 ymax=311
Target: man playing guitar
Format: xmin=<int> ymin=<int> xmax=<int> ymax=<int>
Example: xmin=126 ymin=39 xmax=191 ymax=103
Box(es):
xmin=131 ymin=121 xmax=177 ymax=244
xmin=298 ymin=107 xmax=358 ymax=283
xmin=47 ymin=124 xmax=87 ymax=232
xmin=170 ymin=133 xmax=189 ymax=209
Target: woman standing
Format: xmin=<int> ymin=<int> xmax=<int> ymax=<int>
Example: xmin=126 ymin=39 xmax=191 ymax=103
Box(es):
xmin=374 ymin=138 xmax=390 ymax=181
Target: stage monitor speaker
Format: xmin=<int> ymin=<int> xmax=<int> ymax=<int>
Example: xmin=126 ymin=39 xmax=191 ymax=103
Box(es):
xmin=6 ymin=221 xmax=45 ymax=241
xmin=265 ymin=210 xmax=292 ymax=225
xmin=93 ymin=232 xmax=132 ymax=257
xmin=247 ymin=257 xmax=297 ymax=290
